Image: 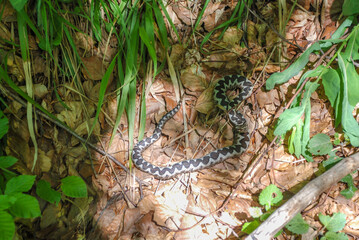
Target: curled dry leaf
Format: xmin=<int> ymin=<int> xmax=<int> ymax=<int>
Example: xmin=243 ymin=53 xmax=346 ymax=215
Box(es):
xmin=246 ymin=20 xmax=258 ymax=48
xmin=135 ymin=212 xmax=163 ymax=238
xmin=122 ymin=208 xmax=142 ymax=236
xmin=202 ymin=2 xmax=222 ymax=31
xmin=254 ymin=64 xmax=281 ymax=73
xmin=81 ymin=56 xmax=109 ymax=81
xmin=19 ymin=83 xmax=48 ymax=99
xmin=195 ymin=86 xmax=215 ymax=114
xmin=171 ymin=2 xmax=197 ymax=26
xmin=180 ymin=65 xmax=207 ymax=92
xmin=184 ymin=48 xmax=202 ymax=66
xmin=74 ymin=32 xmax=95 ymax=52
xmin=57 ymin=101 xmax=83 ymax=129
xmin=72 ymin=117 xmax=100 ymax=144
xmin=6 ymin=54 xmax=25 ymax=82
xmin=204 ymin=52 xmax=238 ymax=69
xmin=222 ymin=26 xmax=244 ymax=47
xmin=33 ymin=56 xmax=47 ymax=75
xmin=169 ymin=44 xmax=185 ymax=68
xmin=138 ymin=191 xmax=188 ymax=228
xmin=38 ymin=149 xmax=52 ymax=172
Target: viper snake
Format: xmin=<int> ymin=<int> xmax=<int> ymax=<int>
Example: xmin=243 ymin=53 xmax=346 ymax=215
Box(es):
xmin=132 ymin=75 xmax=253 ymax=179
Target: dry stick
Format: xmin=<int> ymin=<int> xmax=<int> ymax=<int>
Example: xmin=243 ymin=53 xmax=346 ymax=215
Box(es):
xmin=2 ymin=88 xmax=146 ymax=202
xmin=246 ymin=152 xmax=359 ymax=240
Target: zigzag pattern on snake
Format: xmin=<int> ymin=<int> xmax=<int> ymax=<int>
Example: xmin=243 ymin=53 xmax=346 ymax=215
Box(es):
xmin=132 ymin=75 xmax=253 ymax=179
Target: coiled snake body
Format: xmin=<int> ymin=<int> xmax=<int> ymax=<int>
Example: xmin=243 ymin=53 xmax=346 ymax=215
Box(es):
xmin=132 ymin=75 xmax=253 ymax=179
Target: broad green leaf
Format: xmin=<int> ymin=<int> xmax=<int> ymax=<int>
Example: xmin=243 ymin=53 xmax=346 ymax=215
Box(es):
xmin=322 ymin=231 xmax=348 ymax=240
xmin=319 ymin=212 xmax=346 ymax=232
xmin=346 ymin=65 xmax=359 ymax=106
xmin=302 ymin=81 xmax=320 ymax=103
xmin=286 ymin=214 xmax=309 ymax=234
xmin=36 ymin=180 xmax=61 ymax=205
xmin=288 ymin=121 xmax=302 ymax=158
xmin=0 ymin=195 xmax=16 ymax=210
xmin=242 ymin=220 xmax=260 ymax=234
xmin=343 ymin=0 xmax=359 ymax=16
xmin=323 ymin=151 xmax=342 ymax=169
xmin=274 ymin=107 xmax=304 ymax=136
xmin=322 ymin=69 xmax=341 ymax=108
xmin=9 ymin=0 xmax=28 ymax=11
xmin=338 ymin=53 xmax=359 ymax=146
xmin=259 ymin=184 xmax=283 ymax=211
xmin=5 ymin=175 xmax=36 ymax=195
xmin=322 ymin=69 xmax=342 ymax=126
xmin=307 ymin=134 xmax=333 ymax=156
xmin=266 ymin=42 xmax=321 ymax=90
xmin=0 ymin=156 xmax=18 ymax=169
xmin=301 ymin=100 xmax=313 ymax=161
xmin=0 ymin=210 xmax=15 ymax=240
xmin=8 ymin=193 xmax=41 ymax=218
xmin=61 ymin=176 xmax=87 ymax=198
xmin=340 ymin=175 xmax=357 ymax=199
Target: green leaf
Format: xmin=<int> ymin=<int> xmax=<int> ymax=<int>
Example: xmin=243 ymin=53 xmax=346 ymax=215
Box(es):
xmin=340 ymin=175 xmax=358 ymax=199
xmin=307 ymin=134 xmax=333 ymax=156
xmin=286 ymin=214 xmax=309 ymax=234
xmin=323 ymin=151 xmax=342 ymax=169
xmin=322 ymin=69 xmax=341 ymax=110
xmin=9 ymin=0 xmax=28 ymax=11
xmin=8 ymin=193 xmax=41 ymax=218
xmin=0 ymin=195 xmax=17 ymax=210
xmin=266 ymin=42 xmax=321 ymax=90
xmin=338 ymin=53 xmax=359 ymax=146
xmin=61 ymin=176 xmax=87 ymax=198
xmin=241 ymin=220 xmax=260 ymax=234
xmin=0 ymin=210 xmax=15 ymax=240
xmin=89 ymin=52 xmax=118 ymax=138
xmin=0 ymin=112 xmax=9 ymax=140
xmin=343 ymin=0 xmax=359 ymax=16
xmin=274 ymin=107 xmax=304 ymax=136
xmin=319 ymin=212 xmax=346 ymax=232
xmin=322 ymin=231 xmax=348 ymax=240
xmin=0 ymin=156 xmax=18 ymax=169
xmin=259 ymin=184 xmax=283 ymax=211
xmin=288 ymin=121 xmax=303 ymax=158
xmin=36 ymin=180 xmax=61 ymax=205
xmin=5 ymin=175 xmax=36 ymax=195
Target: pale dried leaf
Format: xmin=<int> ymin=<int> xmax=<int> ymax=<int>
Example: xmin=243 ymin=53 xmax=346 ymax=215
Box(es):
xmin=195 ymin=86 xmax=215 ymax=114
xmin=180 ymin=65 xmax=207 ymax=91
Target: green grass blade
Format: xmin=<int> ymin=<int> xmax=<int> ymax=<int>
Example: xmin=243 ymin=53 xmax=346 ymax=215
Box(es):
xmin=157 ymin=0 xmax=181 ymax=43
xmin=152 ymin=0 xmax=169 ymax=48
xmin=191 ymin=0 xmax=210 ymax=37
xmin=17 ymin=12 xmax=38 ymax=172
xmin=88 ymin=52 xmax=119 ymax=139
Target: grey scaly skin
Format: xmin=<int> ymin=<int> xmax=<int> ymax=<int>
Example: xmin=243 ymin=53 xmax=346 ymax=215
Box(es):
xmin=132 ymin=75 xmax=253 ymax=179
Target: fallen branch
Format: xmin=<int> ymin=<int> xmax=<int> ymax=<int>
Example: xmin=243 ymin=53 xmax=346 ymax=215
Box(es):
xmin=246 ymin=151 xmax=359 ymax=240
